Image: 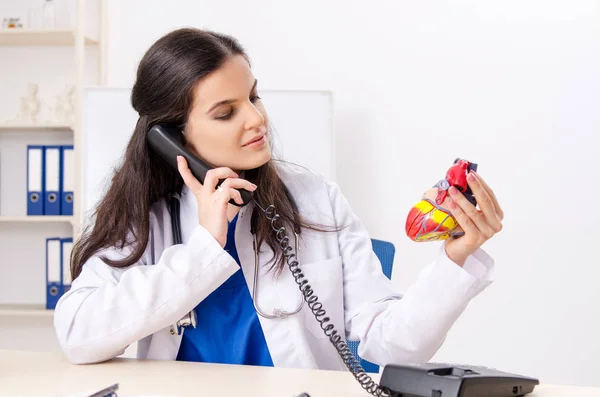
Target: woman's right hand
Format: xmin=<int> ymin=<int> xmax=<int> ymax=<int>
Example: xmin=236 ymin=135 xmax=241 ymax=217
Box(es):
xmin=177 ymin=156 xmax=257 ymax=247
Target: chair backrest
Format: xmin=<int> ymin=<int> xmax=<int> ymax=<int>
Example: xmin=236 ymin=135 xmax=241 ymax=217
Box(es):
xmin=371 ymin=238 xmax=395 ymax=280
xmin=347 ymin=239 xmax=396 ymax=373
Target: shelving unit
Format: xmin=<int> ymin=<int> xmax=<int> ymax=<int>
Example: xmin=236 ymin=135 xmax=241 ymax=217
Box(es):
xmin=0 ymin=122 xmax=72 ymax=130
xmin=0 ymin=216 xmax=74 ymax=223
xmin=0 ymin=29 xmax=97 ymax=46
xmin=0 ymin=0 xmax=106 ymax=323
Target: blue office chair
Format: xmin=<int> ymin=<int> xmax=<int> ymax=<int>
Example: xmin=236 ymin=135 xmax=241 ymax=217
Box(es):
xmin=346 ymin=238 xmax=396 ymax=373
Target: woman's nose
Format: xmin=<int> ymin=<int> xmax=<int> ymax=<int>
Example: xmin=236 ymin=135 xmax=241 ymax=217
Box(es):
xmin=244 ymin=102 xmax=266 ymax=130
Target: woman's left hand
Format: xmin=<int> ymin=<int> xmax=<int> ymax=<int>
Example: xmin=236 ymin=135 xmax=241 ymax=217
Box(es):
xmin=444 ymin=171 xmax=504 ymax=267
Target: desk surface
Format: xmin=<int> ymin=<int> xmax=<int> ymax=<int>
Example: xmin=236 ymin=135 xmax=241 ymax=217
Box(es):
xmin=1 ymin=350 xmax=598 ymax=397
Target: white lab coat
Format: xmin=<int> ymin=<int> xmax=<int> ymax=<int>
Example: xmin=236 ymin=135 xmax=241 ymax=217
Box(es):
xmin=53 ymin=163 xmax=495 ymax=369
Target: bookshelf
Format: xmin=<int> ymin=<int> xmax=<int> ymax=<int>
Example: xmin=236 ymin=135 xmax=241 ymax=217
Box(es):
xmin=0 ymin=122 xmax=72 ymax=130
xmin=0 ymin=29 xmax=97 ymax=46
xmin=0 ymin=216 xmax=74 ymax=223
xmin=0 ymin=0 xmax=106 ymax=323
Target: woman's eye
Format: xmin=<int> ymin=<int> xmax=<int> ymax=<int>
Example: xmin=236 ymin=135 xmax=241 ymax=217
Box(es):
xmin=216 ymin=110 xmax=234 ymax=120
xmin=215 ymin=96 xmax=260 ymax=120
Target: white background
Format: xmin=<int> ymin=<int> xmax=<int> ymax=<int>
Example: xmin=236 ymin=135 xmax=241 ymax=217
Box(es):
xmin=1 ymin=0 xmax=598 ymax=388
xmin=103 ymin=0 xmax=600 ymax=387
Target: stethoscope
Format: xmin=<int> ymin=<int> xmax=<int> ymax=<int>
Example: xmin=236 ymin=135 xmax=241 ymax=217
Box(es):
xmin=168 ymin=194 xmax=304 ymax=336
xmin=249 ymin=208 xmax=304 ymax=319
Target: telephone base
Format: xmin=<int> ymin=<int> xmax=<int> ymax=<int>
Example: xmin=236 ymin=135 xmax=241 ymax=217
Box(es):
xmin=379 ymin=363 xmax=539 ymax=397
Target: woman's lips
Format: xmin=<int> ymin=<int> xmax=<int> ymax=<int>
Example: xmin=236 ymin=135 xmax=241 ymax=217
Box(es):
xmin=243 ymin=133 xmax=266 ymax=148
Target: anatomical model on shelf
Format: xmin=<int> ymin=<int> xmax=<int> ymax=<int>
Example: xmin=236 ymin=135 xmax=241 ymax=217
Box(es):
xmin=53 ymin=84 xmax=75 ymax=125
xmin=12 ymin=83 xmax=41 ymax=125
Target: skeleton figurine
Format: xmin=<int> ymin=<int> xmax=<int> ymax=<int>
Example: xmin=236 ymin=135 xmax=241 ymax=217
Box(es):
xmin=405 ymin=158 xmax=478 ymax=242
xmin=54 ymin=84 xmax=75 ymax=124
xmin=14 ymin=83 xmax=41 ymax=124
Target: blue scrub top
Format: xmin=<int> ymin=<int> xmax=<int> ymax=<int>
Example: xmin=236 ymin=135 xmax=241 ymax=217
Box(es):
xmin=176 ymin=214 xmax=274 ymax=366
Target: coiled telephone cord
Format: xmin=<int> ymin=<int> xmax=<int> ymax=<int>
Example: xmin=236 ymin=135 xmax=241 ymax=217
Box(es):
xmin=253 ymin=200 xmax=392 ymax=397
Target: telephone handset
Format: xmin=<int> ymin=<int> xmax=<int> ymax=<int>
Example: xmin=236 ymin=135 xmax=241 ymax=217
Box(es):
xmin=148 ymin=124 xmax=539 ymax=397
xmin=147 ymin=123 xmax=254 ymax=207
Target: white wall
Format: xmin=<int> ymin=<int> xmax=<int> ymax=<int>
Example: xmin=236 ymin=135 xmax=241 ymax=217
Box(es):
xmin=0 ymin=0 xmax=100 ymax=350
xmin=102 ymin=0 xmax=600 ymax=387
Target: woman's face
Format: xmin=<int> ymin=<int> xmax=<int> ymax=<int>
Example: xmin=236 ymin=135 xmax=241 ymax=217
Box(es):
xmin=184 ymin=55 xmax=270 ymax=174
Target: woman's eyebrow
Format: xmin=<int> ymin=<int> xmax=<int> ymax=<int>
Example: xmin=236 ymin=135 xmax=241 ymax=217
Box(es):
xmin=206 ymin=79 xmax=258 ymax=114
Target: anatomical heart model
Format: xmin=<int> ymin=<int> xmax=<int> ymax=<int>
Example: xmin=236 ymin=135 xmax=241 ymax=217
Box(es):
xmin=405 ymin=158 xmax=478 ymax=242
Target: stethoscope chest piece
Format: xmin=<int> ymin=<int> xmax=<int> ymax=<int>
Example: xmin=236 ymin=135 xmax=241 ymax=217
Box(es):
xmin=170 ymin=308 xmax=197 ymax=336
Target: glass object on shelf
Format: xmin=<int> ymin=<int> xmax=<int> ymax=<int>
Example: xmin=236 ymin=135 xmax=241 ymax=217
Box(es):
xmin=42 ymin=0 xmax=56 ymax=29
xmin=54 ymin=0 xmax=73 ymax=29
xmin=27 ymin=8 xmax=40 ymax=29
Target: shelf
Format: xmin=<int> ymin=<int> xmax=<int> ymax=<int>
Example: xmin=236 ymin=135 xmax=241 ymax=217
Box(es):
xmin=0 ymin=122 xmax=72 ymax=130
xmin=0 ymin=29 xmax=97 ymax=46
xmin=0 ymin=216 xmax=74 ymax=224
xmin=0 ymin=304 xmax=54 ymax=317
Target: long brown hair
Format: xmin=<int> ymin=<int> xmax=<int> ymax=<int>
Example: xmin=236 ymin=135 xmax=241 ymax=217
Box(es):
xmin=71 ymin=28 xmax=335 ymax=280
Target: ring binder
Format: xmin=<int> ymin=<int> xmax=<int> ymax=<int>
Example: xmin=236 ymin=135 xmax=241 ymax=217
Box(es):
xmin=46 ymin=237 xmax=62 ymax=310
xmin=44 ymin=146 xmax=61 ymax=215
xmin=27 ymin=145 xmax=45 ymax=215
xmin=60 ymin=145 xmax=74 ymax=215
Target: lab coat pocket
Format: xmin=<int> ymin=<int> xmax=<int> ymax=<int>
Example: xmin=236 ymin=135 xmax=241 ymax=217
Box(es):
xmin=298 ymin=255 xmax=345 ymax=339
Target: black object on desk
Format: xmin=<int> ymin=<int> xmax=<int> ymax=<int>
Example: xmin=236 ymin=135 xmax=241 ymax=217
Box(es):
xmin=379 ymin=363 xmax=539 ymax=397
xmin=85 ymin=383 xmax=119 ymax=397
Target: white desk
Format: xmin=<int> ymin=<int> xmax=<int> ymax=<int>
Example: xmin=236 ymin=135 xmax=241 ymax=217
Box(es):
xmin=1 ymin=350 xmax=598 ymax=397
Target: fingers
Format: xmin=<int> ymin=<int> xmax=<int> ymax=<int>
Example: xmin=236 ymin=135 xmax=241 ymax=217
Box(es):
xmin=466 ymin=172 xmax=503 ymax=233
xmin=449 ymin=225 xmax=465 ymax=238
xmin=177 ymin=156 xmax=203 ymax=195
xmin=228 ymin=188 xmax=244 ymax=206
xmin=214 ymin=185 xmax=244 ymax=206
xmin=446 ymin=195 xmax=481 ymax=246
xmin=204 ymin=167 xmax=240 ymax=192
xmin=218 ymin=179 xmax=257 ymax=206
xmin=472 ymin=172 xmax=504 ymax=221
xmin=448 ymin=186 xmax=496 ymax=241
xmin=177 ymin=156 xmax=256 ymax=206
xmin=219 ymin=177 xmax=257 ymax=194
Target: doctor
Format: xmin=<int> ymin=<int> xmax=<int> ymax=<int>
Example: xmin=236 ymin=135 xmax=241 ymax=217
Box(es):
xmin=54 ymin=28 xmax=503 ymax=371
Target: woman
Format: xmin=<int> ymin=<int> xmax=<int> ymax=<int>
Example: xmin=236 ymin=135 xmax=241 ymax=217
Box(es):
xmin=54 ymin=28 xmax=503 ymax=370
